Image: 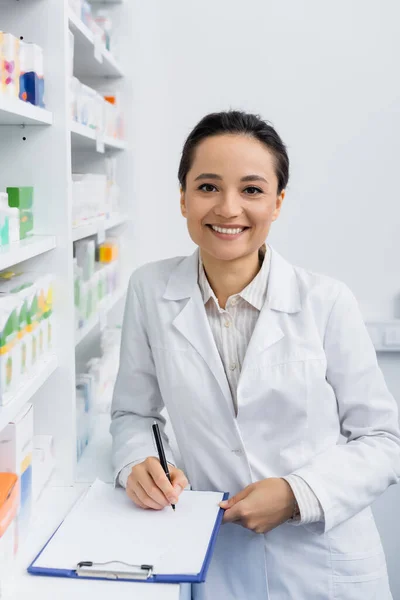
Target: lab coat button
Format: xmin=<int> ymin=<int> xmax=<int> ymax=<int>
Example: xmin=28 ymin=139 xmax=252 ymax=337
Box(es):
xmin=229 ymin=362 xmax=237 ymax=371
xmin=232 ymin=449 xmax=244 ymax=456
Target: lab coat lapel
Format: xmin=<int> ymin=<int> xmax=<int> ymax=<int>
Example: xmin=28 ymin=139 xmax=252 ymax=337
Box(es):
xmin=241 ymin=247 xmax=302 ymax=372
xmin=163 ymin=250 xmax=233 ymax=412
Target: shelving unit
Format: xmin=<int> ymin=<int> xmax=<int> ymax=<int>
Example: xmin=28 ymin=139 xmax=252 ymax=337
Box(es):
xmin=0 ymin=1 xmax=134 ymax=596
xmin=0 ymin=355 xmax=58 ymax=433
xmin=75 ymin=285 xmax=126 ymax=345
xmin=72 ymin=213 xmax=128 ymax=241
xmin=0 ymin=97 xmax=53 ymax=126
xmin=0 ymin=0 xmax=133 ymax=578
xmin=70 ymin=120 xmax=127 ymax=151
xmin=0 ymin=236 xmax=56 ymax=271
xmin=68 ymin=10 xmax=124 ymax=78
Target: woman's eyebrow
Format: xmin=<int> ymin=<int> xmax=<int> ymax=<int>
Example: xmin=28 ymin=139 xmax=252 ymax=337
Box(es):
xmin=240 ymin=175 xmax=269 ymax=184
xmin=194 ymin=173 xmax=223 ymax=181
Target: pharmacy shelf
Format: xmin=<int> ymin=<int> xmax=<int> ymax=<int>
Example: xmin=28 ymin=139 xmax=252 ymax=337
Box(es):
xmin=75 ymin=286 xmax=126 ymax=346
xmin=0 ymin=235 xmax=56 ymax=271
xmin=70 ymin=120 xmax=127 ymax=152
xmin=0 ymin=96 xmax=53 ymax=126
xmin=68 ymin=11 xmax=124 ymax=79
xmin=0 ymin=355 xmax=58 ymax=432
xmin=72 ymin=214 xmax=128 ymax=242
xmin=366 ymin=320 xmax=400 ymax=352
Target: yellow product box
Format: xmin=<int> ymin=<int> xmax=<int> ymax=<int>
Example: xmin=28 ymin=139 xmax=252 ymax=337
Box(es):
xmin=97 ymin=240 xmax=119 ymax=264
xmin=34 ymin=274 xmax=54 ymax=356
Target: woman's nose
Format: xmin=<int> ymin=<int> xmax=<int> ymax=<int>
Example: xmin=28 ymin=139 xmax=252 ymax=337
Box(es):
xmin=214 ymin=193 xmax=242 ymax=219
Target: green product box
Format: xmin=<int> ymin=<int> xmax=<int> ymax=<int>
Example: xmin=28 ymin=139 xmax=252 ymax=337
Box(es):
xmin=0 ymin=273 xmax=40 ymax=371
xmin=6 ymin=187 xmax=34 ymax=240
xmin=0 ymin=297 xmax=21 ymax=404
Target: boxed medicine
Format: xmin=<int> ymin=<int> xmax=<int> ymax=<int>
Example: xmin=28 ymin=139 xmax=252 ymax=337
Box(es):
xmin=0 ymin=403 xmax=33 ymax=536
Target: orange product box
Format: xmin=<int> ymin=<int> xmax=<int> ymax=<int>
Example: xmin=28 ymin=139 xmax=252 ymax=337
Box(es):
xmin=0 ymin=473 xmax=19 ymax=537
xmin=98 ymin=241 xmax=119 ymax=263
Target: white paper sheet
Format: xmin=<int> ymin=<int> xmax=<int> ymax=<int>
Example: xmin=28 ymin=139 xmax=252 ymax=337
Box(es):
xmin=33 ymin=480 xmax=224 ymax=577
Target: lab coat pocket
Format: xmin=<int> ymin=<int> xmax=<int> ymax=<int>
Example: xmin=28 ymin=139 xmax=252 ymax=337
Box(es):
xmin=328 ymin=507 xmax=389 ymax=596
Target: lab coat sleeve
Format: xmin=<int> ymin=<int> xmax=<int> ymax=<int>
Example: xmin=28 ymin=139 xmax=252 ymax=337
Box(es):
xmin=292 ymin=283 xmax=400 ymax=533
xmin=110 ymin=276 xmax=175 ymax=485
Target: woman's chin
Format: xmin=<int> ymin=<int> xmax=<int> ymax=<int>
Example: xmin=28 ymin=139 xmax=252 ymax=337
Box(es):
xmin=200 ymin=245 xmax=256 ymax=263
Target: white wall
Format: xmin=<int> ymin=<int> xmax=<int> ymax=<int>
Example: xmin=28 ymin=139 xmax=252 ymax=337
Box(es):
xmin=130 ymin=0 xmax=400 ymax=594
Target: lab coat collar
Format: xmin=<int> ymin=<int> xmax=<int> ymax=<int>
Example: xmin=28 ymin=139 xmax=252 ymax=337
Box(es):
xmin=163 ymin=247 xmax=301 ymax=410
xmin=163 ymin=246 xmax=302 ymax=315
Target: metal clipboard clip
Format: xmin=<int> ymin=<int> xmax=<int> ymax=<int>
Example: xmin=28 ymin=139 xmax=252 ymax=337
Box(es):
xmin=76 ymin=561 xmax=154 ymax=580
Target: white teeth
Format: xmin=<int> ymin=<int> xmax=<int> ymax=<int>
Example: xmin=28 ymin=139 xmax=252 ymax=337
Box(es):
xmin=211 ymin=226 xmax=244 ymax=235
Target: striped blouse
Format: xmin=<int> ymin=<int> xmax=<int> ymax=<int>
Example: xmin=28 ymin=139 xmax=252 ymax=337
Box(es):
xmin=198 ymin=245 xmax=323 ymax=525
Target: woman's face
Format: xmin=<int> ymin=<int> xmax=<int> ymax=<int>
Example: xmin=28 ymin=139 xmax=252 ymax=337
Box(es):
xmin=181 ymin=134 xmax=285 ymax=262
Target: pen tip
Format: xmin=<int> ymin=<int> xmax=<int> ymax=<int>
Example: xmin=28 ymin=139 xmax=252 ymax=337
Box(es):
xmin=172 ymin=505 xmax=176 ymax=511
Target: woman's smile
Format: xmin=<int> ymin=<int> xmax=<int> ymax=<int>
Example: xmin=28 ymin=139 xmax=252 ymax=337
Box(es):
xmin=205 ymin=223 xmax=250 ymax=241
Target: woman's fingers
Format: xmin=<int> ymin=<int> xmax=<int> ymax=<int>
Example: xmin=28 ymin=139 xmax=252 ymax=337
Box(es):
xmin=170 ymin=467 xmax=189 ymax=493
xmin=126 ymin=485 xmax=149 ymax=510
xmin=125 ymin=457 xmax=188 ymax=510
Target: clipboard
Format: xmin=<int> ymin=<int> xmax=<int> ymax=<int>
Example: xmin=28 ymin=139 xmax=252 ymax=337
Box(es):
xmin=28 ymin=480 xmax=228 ymax=584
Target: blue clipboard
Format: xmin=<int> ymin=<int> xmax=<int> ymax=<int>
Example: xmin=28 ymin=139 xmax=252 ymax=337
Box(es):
xmin=28 ymin=491 xmax=229 ymax=584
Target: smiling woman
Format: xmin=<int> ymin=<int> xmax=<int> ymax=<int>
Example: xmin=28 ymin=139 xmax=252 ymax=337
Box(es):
xmin=178 ymin=112 xmax=289 ymax=307
xmin=111 ymin=111 xmax=400 ymax=600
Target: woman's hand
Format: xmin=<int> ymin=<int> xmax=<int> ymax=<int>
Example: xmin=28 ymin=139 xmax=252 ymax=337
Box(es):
xmin=220 ymin=478 xmax=295 ymax=534
xmin=126 ymin=457 xmax=188 ymax=510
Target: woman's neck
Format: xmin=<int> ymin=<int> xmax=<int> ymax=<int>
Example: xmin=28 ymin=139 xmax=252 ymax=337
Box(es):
xmin=201 ymin=249 xmax=262 ymax=309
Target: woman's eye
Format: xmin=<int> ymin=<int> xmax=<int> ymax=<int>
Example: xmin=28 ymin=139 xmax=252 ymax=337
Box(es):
xmin=244 ymin=186 xmax=263 ymax=195
xmin=198 ymin=183 xmax=218 ymax=193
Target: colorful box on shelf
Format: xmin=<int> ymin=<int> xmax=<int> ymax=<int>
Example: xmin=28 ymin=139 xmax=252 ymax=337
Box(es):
xmin=0 ymin=32 xmax=45 ymax=108
xmin=74 ymin=238 xmax=120 ymax=333
xmin=70 ymin=75 xmax=125 ymax=143
xmin=0 ymin=473 xmax=18 ymax=598
xmin=0 ymin=271 xmax=54 ymax=405
xmin=97 ymin=239 xmax=119 ymax=263
xmin=0 ymin=296 xmax=22 ymax=401
xmin=19 ymin=42 xmax=45 ymax=108
xmin=0 ymin=403 xmax=33 ymax=538
xmin=0 ymin=32 xmax=20 ymax=98
xmin=0 ymin=473 xmax=19 ymax=537
xmin=6 ymin=186 xmax=34 ymax=240
xmin=0 ymin=191 xmax=20 ymax=246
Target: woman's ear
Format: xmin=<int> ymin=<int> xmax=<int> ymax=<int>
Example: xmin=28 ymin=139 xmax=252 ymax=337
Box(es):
xmin=180 ymin=188 xmax=187 ymax=218
xmin=272 ymin=189 xmax=285 ymax=222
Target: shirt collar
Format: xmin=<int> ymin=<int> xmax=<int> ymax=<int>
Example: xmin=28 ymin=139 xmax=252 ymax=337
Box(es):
xmin=198 ymin=245 xmax=271 ymax=311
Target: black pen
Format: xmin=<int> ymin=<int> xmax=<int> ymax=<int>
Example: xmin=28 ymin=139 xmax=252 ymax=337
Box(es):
xmin=152 ymin=422 xmax=176 ymax=511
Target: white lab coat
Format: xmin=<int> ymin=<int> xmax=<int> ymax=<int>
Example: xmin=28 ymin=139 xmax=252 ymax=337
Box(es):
xmin=111 ymin=247 xmax=400 ymax=600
